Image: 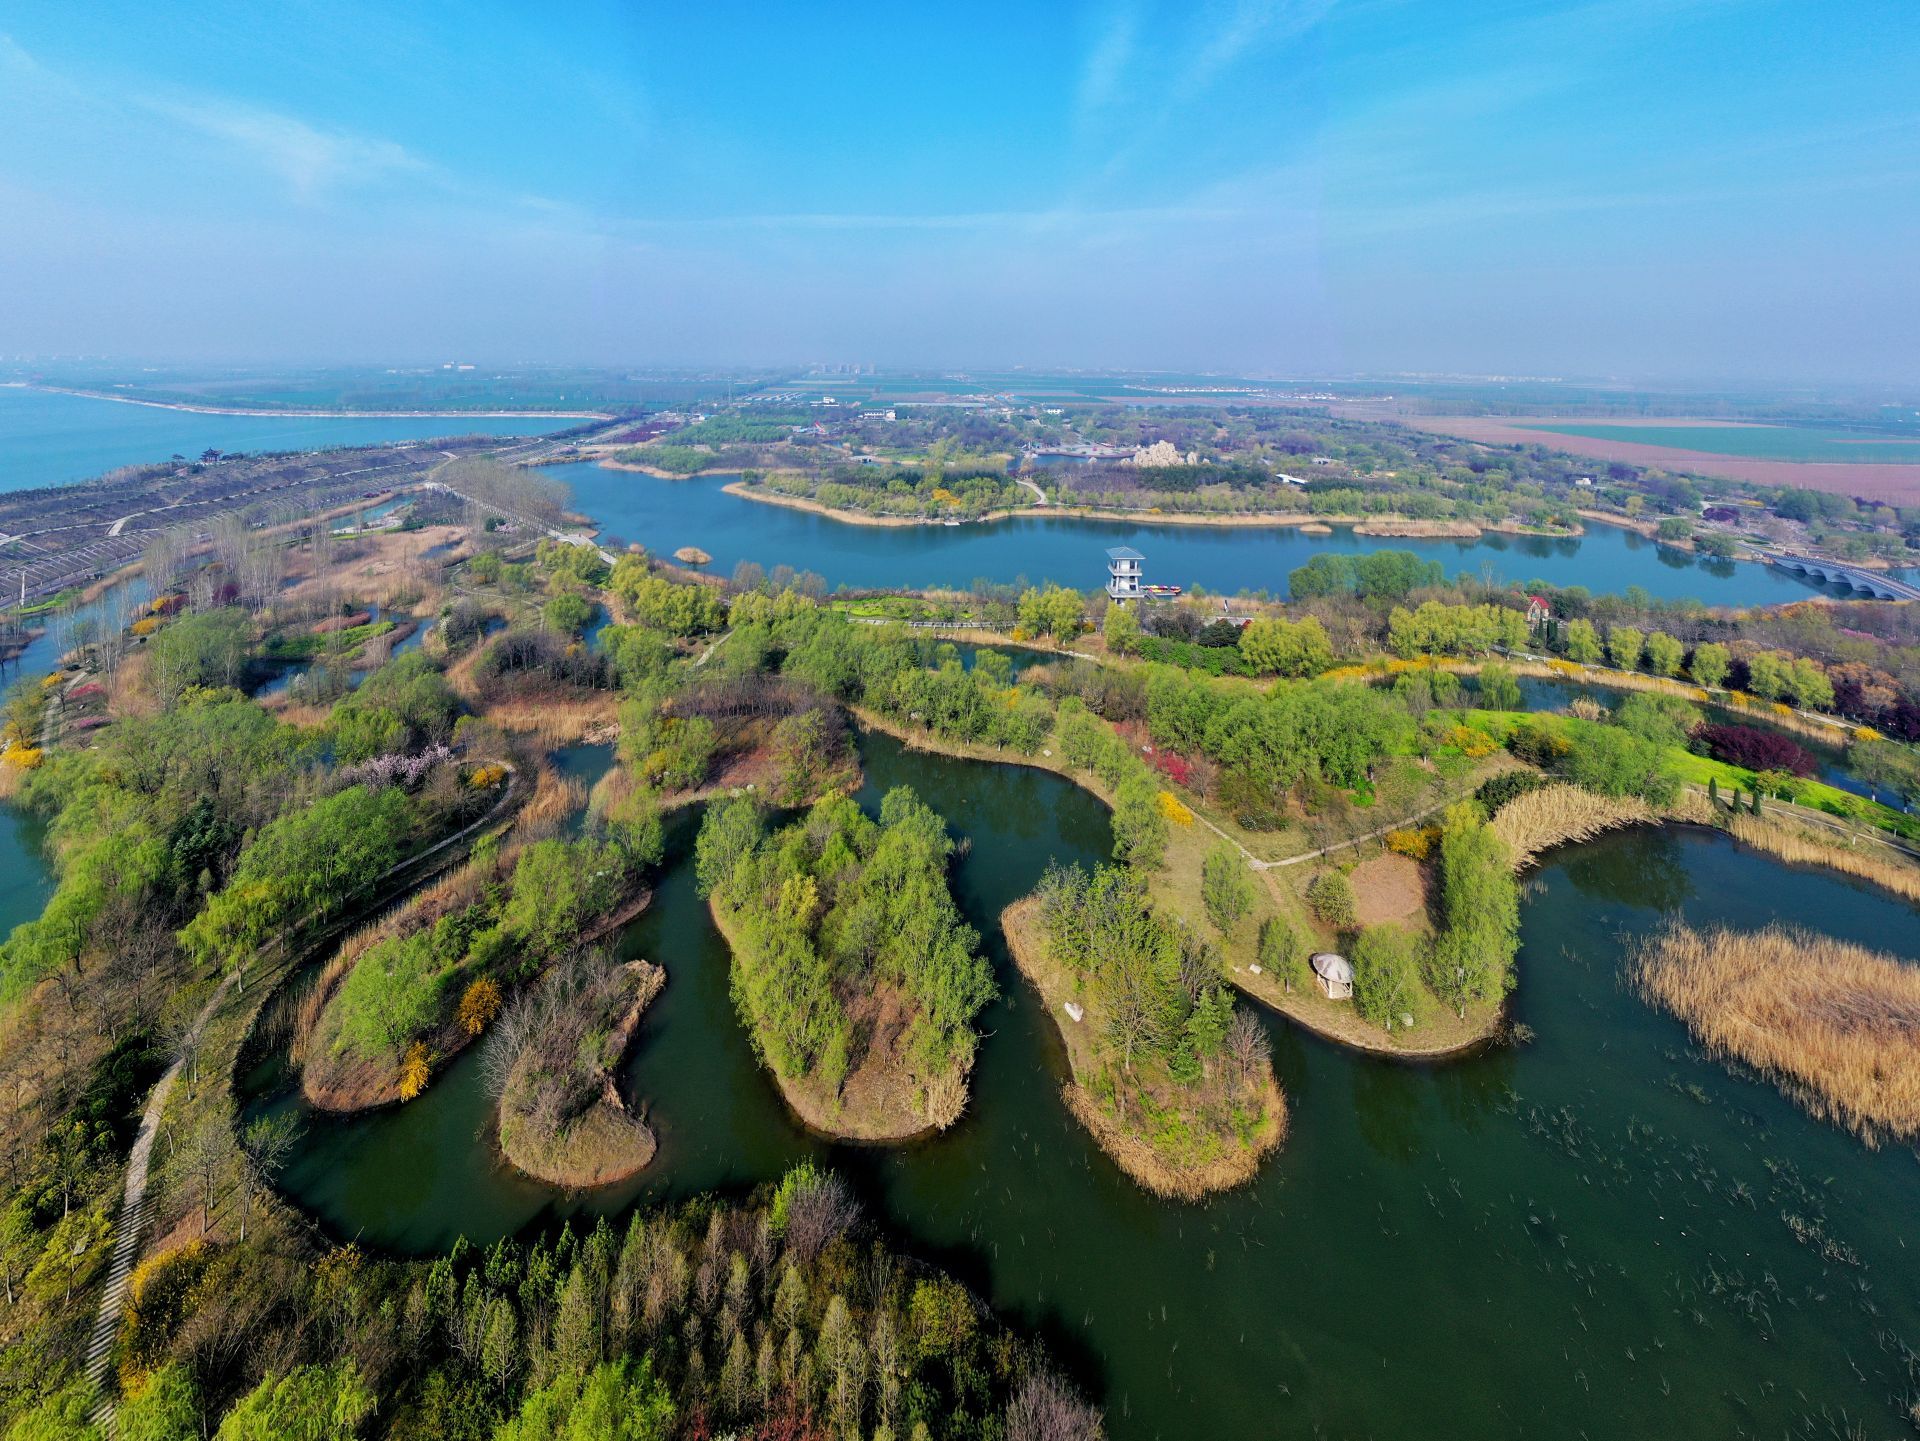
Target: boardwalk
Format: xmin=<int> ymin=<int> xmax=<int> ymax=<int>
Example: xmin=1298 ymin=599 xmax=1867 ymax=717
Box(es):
xmin=83 ymin=972 xmax=237 ymax=1436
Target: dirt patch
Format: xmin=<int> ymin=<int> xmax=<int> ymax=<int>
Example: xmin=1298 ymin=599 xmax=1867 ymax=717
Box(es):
xmin=1341 ymin=409 xmax=1920 ymax=504
xmin=1347 ymin=853 xmax=1428 ymax=927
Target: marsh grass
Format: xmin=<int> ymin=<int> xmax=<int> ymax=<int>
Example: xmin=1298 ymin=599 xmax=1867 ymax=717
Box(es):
xmin=1491 ymin=783 xmax=1657 ymax=868
xmin=1632 ymin=922 xmax=1920 ymax=1145
xmin=1727 ymin=813 xmax=1920 ymax=905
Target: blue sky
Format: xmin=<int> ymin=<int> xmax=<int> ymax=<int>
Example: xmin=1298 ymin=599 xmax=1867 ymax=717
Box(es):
xmin=1 ymin=1 xmax=1915 ymax=380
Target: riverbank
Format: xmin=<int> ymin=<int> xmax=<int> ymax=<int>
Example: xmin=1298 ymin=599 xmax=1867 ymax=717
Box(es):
xmin=1001 ymin=896 xmax=1286 ymax=1201
xmin=722 ymin=479 xmax=1581 ymax=536
xmin=853 ymin=705 xmax=1510 ymax=1056
xmin=300 ymin=883 xmax=654 ymax=1114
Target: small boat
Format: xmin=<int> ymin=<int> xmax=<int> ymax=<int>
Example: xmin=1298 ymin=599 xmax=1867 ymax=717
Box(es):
xmin=1141 ymin=583 xmax=1183 ymax=597
xmin=943 ymin=518 xmax=961 ymax=527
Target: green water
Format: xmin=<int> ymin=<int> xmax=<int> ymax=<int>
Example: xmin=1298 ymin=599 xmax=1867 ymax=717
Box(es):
xmin=252 ymin=733 xmax=1920 ymax=1438
xmin=1522 ymin=422 xmax=1920 ymax=464
xmin=0 ymin=804 xmax=54 ymax=940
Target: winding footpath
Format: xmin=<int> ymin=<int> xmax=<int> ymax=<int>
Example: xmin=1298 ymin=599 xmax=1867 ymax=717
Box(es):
xmin=83 ymin=971 xmax=238 ymax=1436
xmin=80 ymin=762 xmax=526 ymax=1432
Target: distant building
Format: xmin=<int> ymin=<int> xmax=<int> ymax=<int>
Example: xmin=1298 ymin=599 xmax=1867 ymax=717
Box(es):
xmin=1106 ymin=546 xmax=1144 ymax=601
xmin=1310 ymin=455 xmax=1335 ymax=466
xmin=1525 ymin=594 xmax=1551 ymax=630
xmin=1276 ymin=472 xmax=1308 ymax=486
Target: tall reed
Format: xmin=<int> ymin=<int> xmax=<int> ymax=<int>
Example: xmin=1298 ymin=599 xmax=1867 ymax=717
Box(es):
xmin=1632 ymin=921 xmax=1920 ymax=1145
xmin=1491 ymin=783 xmax=1655 ymax=868
xmin=1727 ymin=814 xmax=1920 ymax=905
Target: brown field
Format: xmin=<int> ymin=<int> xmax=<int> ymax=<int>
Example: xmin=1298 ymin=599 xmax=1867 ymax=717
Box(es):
xmin=1632 ymin=922 xmax=1920 ymax=1144
xmin=1348 ymin=853 xmax=1427 ymax=926
xmin=1336 ymin=407 xmax=1920 ymax=504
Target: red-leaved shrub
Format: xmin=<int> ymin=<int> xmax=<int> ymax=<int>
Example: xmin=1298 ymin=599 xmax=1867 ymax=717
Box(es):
xmin=1695 ymin=723 xmax=1816 ymax=776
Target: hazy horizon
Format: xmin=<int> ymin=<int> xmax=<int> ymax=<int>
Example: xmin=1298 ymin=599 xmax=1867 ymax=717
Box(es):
xmin=3 ymin=2 xmax=1916 ymax=384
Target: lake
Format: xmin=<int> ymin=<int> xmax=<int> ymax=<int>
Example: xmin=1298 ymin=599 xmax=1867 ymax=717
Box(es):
xmin=552 ymin=462 xmax=1908 ymax=606
xmin=252 ymin=729 xmax=1920 ymax=1440
xmin=0 ymin=386 xmax=567 ymax=493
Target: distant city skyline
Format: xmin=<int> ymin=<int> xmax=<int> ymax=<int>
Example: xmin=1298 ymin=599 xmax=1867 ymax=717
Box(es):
xmin=2 ymin=1 xmax=1915 ymax=382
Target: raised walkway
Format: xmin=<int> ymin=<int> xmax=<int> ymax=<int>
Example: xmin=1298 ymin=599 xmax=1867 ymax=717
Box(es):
xmin=83 ymin=972 xmax=237 ymax=1435
xmin=1764 ymin=551 xmax=1920 ymax=601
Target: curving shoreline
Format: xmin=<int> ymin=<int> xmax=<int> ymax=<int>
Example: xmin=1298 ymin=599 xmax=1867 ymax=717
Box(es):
xmin=1000 ymin=896 xmax=1287 ymax=1200
xmin=497 ymin=960 xmax=666 ymax=1188
xmin=705 ymin=898 xmax=970 ymax=1142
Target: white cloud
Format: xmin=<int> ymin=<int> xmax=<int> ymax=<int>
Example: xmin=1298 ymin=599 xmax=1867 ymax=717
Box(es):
xmin=140 ymin=95 xmax=429 ymax=203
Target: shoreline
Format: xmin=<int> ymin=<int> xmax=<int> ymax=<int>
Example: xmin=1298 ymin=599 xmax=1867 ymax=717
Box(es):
xmin=22 ymin=384 xmax=608 ymax=421
xmin=300 ymin=884 xmax=655 ymax=1114
xmin=496 ymin=960 xmax=666 ymax=1189
xmin=706 ymin=897 xmax=967 ymax=1143
xmin=856 ymin=705 xmax=1514 ymax=1059
xmin=722 ymin=479 xmax=1582 ymax=536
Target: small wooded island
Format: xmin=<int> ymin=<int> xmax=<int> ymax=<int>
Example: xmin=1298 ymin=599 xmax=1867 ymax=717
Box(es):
xmin=1003 ymin=867 xmax=1287 ymax=1199
xmin=698 ymin=787 xmax=995 ymax=1139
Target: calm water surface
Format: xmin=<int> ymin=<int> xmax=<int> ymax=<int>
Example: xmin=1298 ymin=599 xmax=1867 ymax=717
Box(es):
xmin=0 ymin=387 xmax=565 ymax=492
xmin=552 ymin=461 xmax=1915 ymax=605
xmin=253 ymin=731 xmax=1920 ymax=1440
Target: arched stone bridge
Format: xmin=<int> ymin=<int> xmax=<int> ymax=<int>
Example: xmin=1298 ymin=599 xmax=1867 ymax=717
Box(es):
xmin=1765 ymin=551 xmax=1920 ymax=601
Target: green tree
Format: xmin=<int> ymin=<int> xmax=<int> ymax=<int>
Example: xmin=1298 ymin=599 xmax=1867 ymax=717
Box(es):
xmin=1605 ymin=626 xmax=1644 ymax=671
xmin=1305 ymin=870 xmax=1356 ymax=928
xmin=1689 ymin=641 xmax=1731 ymax=688
xmin=1563 ymin=619 xmax=1602 ymax=665
xmin=1237 ymin=616 xmax=1333 ymax=677
xmin=147 ymin=608 xmax=252 ymax=698
xmin=1257 ymin=914 xmax=1308 ymax=992
xmin=214 ymin=1363 xmax=373 ymax=1441
xmin=1352 ymin=926 xmax=1425 ymax=1031
xmin=1476 ymin=663 xmax=1521 ymax=711
xmin=1102 ymin=604 xmax=1142 ymax=656
xmin=120 ymin=1365 xmax=199 ymax=1441
xmin=1200 ymin=844 xmax=1254 ymax=934
xmin=1642 ymin=631 xmax=1684 ymax=678
xmin=1425 ymin=805 xmax=1518 ymax=1017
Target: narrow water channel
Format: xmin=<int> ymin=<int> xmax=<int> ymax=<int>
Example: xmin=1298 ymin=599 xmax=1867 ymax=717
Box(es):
xmin=250 ymin=730 xmax=1920 ymax=1439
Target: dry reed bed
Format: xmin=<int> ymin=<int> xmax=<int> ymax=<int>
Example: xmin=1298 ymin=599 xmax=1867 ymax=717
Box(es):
xmin=1492 ymin=784 xmax=1657 ymax=868
xmin=1632 ymin=922 xmax=1920 ymax=1145
xmin=1727 ymin=814 xmax=1920 ymax=905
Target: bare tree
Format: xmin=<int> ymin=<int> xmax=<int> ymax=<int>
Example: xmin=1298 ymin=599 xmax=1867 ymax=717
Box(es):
xmin=178 ymin=1113 xmax=236 ymax=1237
xmin=235 ymin=1115 xmax=297 ymax=1242
xmin=142 ymin=529 xmax=182 ymax=596
xmin=783 ymin=1170 xmax=861 ymax=1264
xmin=1005 ymin=1369 xmax=1106 ymax=1441
xmin=1225 ymin=1009 xmax=1270 ymax=1096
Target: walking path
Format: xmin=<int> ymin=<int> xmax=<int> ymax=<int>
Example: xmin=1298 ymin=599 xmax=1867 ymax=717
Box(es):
xmin=81 ymin=761 xmax=523 ymax=1432
xmin=83 ymin=971 xmax=238 ymax=1435
xmin=1016 ymin=477 xmax=1049 ymax=507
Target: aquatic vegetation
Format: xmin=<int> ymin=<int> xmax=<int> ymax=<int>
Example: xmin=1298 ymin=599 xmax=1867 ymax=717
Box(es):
xmin=1633 ymin=922 xmax=1920 ymax=1144
xmin=1491 ymin=783 xmax=1657 ymax=868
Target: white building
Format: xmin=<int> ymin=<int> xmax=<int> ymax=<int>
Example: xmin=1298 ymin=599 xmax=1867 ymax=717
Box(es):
xmin=1106 ymin=546 xmax=1144 ymax=600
